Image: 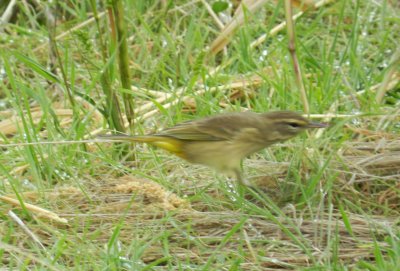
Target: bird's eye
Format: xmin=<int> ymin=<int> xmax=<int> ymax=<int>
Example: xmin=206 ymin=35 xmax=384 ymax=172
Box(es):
xmin=287 ymin=122 xmax=300 ymax=128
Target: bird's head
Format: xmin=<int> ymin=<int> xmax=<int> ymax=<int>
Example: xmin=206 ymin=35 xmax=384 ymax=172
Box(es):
xmin=262 ymin=111 xmax=327 ymax=140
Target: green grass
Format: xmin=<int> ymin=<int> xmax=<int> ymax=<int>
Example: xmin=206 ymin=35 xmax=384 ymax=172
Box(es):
xmin=1 ymin=0 xmax=399 ymax=270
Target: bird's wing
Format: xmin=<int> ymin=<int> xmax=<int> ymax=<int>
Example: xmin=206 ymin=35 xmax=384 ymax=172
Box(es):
xmin=157 ymin=112 xmax=261 ymax=141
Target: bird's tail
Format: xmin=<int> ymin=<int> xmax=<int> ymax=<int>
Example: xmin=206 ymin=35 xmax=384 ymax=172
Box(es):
xmin=97 ymin=134 xmax=184 ymax=156
xmin=98 ymin=134 xmax=162 ymax=143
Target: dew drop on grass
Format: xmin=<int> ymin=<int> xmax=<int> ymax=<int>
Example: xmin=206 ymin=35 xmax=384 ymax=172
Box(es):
xmin=226 ymin=182 xmax=240 ymax=201
xmin=350 ymin=109 xmax=362 ymax=125
xmin=270 ymin=258 xmax=279 ymax=264
xmin=0 ymin=100 xmax=7 ymax=109
xmin=368 ymin=10 xmax=376 ymax=22
xmin=350 ymin=118 xmax=360 ymax=125
xmin=168 ymin=78 xmax=174 ymax=88
xmin=379 ymin=62 xmax=388 ymax=69
xmin=22 ymin=179 xmax=36 ymax=189
xmin=259 ymin=49 xmax=268 ymax=61
xmin=219 ymin=13 xmax=231 ymax=24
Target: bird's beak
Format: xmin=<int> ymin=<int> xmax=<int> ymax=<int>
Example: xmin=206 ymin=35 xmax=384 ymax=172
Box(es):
xmin=307 ymin=121 xmax=329 ymax=128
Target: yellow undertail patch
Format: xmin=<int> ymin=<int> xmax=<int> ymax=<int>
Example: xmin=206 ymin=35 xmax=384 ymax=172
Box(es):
xmin=150 ymin=140 xmax=186 ymax=158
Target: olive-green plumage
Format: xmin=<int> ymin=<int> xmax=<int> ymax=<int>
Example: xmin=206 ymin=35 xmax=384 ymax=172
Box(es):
xmin=99 ymin=111 xmax=326 ymax=185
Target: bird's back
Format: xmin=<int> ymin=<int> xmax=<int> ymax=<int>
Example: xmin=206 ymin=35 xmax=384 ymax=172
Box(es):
xmin=157 ymin=111 xmax=265 ymax=142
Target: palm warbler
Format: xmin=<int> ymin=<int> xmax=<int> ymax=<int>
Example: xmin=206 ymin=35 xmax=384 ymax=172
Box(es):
xmin=99 ymin=111 xmax=327 ymax=185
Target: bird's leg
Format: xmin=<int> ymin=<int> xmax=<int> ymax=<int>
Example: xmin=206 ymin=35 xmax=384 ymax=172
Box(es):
xmin=234 ymin=168 xmax=264 ymax=196
xmin=234 ymin=169 xmax=252 ymax=187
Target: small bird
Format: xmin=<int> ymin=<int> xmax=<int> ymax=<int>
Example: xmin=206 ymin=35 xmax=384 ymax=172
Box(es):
xmin=98 ymin=111 xmax=327 ymax=186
